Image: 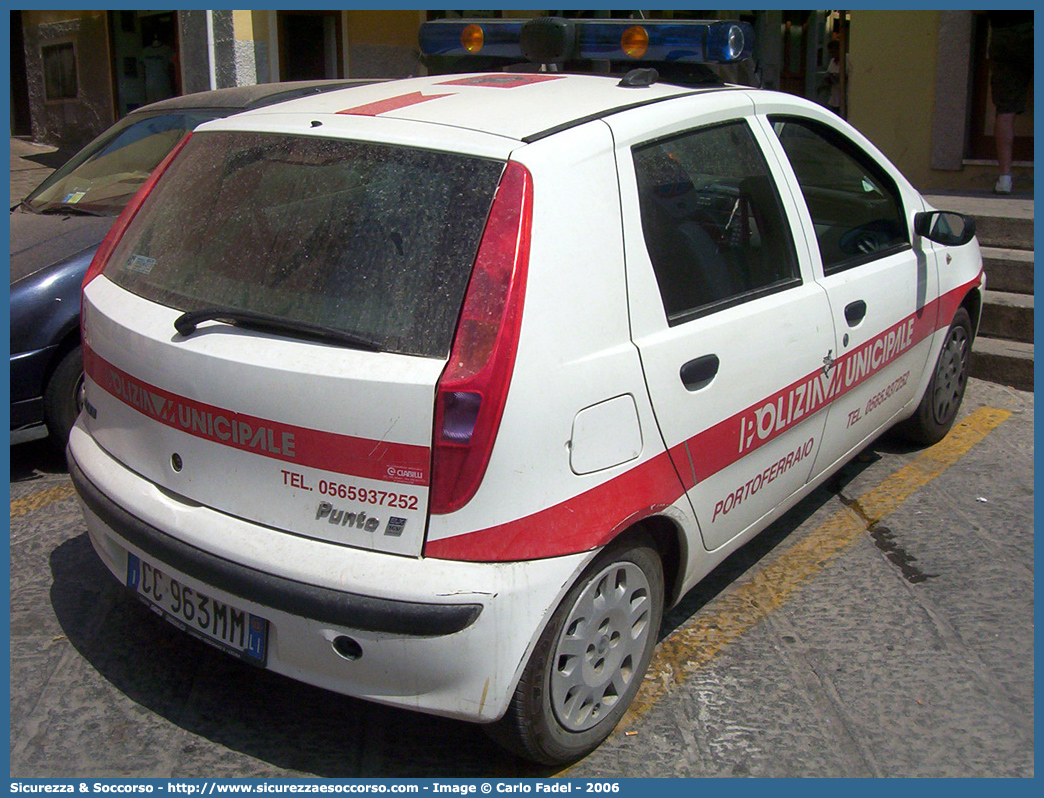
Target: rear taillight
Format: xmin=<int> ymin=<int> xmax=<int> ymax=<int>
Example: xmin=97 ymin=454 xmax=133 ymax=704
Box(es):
xmin=81 ymin=133 xmax=194 ymax=292
xmin=429 ymin=160 xmax=533 ymax=515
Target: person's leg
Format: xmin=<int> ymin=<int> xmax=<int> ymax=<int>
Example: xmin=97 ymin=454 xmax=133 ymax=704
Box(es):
xmin=989 ymin=22 xmax=1032 ymax=194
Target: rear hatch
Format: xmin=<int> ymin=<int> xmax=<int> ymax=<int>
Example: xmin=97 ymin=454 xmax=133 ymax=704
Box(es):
xmin=81 ymin=127 xmax=506 ymax=556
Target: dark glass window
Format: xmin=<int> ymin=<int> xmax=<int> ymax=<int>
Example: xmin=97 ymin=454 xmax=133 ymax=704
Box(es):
xmin=26 ymin=111 xmax=220 ymax=215
xmin=633 ymin=120 xmax=800 ymax=325
xmin=106 ymin=132 xmax=504 ymax=358
xmin=42 ymin=42 xmax=77 ymax=100
xmin=770 ymin=116 xmax=908 ymax=274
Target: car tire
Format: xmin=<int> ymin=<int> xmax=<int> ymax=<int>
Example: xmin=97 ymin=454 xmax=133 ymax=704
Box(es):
xmin=896 ymin=307 xmax=972 ymax=446
xmin=43 ymin=345 xmax=85 ymax=452
xmin=487 ymin=535 xmax=664 ymax=765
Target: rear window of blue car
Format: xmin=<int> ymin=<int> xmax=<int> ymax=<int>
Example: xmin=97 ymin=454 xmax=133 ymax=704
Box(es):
xmin=105 ymin=131 xmax=504 ymax=358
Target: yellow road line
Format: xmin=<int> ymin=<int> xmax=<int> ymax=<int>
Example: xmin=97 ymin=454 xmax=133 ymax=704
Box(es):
xmin=10 ymin=482 xmax=76 ymax=519
xmin=623 ymin=406 xmax=1011 ymax=729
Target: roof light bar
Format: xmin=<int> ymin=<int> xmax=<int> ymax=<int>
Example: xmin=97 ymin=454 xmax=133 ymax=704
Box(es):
xmin=578 ymin=21 xmax=754 ymax=63
xmin=620 ymin=26 xmax=650 ymax=59
xmin=419 ymin=19 xmax=524 ymax=58
xmin=419 ymin=18 xmax=754 ymax=65
xmin=461 ymin=24 xmax=484 ymax=54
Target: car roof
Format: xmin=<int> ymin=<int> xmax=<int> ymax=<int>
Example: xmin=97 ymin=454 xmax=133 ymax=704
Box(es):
xmin=236 ymin=73 xmax=729 ymax=143
xmin=128 ymin=79 xmax=380 ymax=115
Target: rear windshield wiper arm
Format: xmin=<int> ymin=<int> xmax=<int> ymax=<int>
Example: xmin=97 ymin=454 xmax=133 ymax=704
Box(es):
xmin=174 ymin=308 xmax=381 ymax=352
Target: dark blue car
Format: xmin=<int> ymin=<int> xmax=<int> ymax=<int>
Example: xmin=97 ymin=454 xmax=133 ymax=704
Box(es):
xmin=11 ymin=80 xmax=371 ymax=449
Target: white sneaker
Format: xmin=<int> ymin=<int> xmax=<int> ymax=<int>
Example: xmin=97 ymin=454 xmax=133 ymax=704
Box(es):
xmin=994 ymin=174 xmax=1013 ymax=194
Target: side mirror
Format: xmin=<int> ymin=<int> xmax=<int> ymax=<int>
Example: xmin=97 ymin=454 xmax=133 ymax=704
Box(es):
xmin=914 ymin=210 xmax=976 ymax=247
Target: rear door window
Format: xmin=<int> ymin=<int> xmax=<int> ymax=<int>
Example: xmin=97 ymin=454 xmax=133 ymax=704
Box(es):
xmin=106 ymin=131 xmax=504 ymax=358
xmin=632 ymin=120 xmax=801 ymax=324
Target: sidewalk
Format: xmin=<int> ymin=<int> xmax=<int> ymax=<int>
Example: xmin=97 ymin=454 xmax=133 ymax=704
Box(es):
xmin=10 ymin=137 xmax=60 ymax=205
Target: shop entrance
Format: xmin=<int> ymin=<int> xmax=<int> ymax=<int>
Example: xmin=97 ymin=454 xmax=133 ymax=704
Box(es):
xmin=278 ymin=11 xmax=343 ymax=81
xmin=968 ymin=13 xmax=1033 ymax=163
xmin=109 ymin=10 xmax=180 ymax=117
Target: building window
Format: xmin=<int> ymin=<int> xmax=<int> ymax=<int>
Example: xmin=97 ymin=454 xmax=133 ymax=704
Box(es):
xmin=42 ymin=42 xmax=78 ymax=101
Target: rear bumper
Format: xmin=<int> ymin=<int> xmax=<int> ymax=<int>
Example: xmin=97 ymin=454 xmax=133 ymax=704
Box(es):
xmin=68 ymin=421 xmax=590 ymax=722
xmin=10 ymin=346 xmax=53 ymax=428
xmin=10 ymin=396 xmax=44 ymax=431
xmin=70 ymin=455 xmax=482 ymax=638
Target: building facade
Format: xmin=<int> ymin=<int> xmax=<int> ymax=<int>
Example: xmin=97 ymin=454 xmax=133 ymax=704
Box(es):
xmin=11 ymin=9 xmax=426 ymax=152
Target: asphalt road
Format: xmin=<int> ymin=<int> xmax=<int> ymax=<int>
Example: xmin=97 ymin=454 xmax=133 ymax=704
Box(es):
xmin=8 ymin=378 xmax=1034 ymax=778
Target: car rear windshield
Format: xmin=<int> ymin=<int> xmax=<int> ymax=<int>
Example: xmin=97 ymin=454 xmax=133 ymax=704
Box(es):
xmin=105 ymin=131 xmax=504 ymax=358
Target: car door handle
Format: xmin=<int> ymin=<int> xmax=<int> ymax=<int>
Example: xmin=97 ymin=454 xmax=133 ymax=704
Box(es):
xmin=680 ymin=354 xmax=719 ymax=392
xmin=845 ymin=300 xmax=867 ymax=327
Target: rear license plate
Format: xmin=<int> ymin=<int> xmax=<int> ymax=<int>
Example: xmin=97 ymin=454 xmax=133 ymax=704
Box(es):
xmin=126 ymin=553 xmax=268 ymax=666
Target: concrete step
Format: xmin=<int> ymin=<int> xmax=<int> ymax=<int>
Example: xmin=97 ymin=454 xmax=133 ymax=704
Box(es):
xmin=978 ymin=290 xmax=1034 ymax=344
xmin=975 ymin=215 xmax=1035 ymax=251
xmin=923 ymin=194 xmax=1034 ymax=251
xmin=982 ymin=247 xmax=1034 ymax=295
xmin=970 ymin=337 xmax=1034 ymax=391
xmin=924 ymin=194 xmax=1034 ymax=391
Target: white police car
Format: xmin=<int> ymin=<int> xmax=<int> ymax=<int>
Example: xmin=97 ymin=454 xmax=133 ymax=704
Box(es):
xmin=70 ymin=19 xmax=981 ymax=765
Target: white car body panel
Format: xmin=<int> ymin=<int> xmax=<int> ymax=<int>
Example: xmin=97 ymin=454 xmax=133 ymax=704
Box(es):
xmin=608 ymin=91 xmax=837 ymax=553
xmin=424 ymin=121 xmax=698 ymax=561
xmin=569 ymin=394 xmax=643 ymax=476
xmin=207 ymin=109 xmax=519 ymax=161
xmin=67 ymin=74 xmax=985 ymax=730
xmin=82 ymin=278 xmax=437 ymax=556
xmin=72 ymin=422 xmax=592 ymax=722
xmin=235 ymin=73 xmax=691 ymax=141
xmin=748 ymin=98 xmax=937 ymax=475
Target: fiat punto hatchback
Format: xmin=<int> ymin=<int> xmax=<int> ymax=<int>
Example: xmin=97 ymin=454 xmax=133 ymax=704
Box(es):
xmin=70 ymin=23 xmax=982 ymax=765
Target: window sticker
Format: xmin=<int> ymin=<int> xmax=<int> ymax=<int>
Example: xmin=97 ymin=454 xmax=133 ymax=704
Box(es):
xmin=126 ymin=254 xmax=157 ymax=275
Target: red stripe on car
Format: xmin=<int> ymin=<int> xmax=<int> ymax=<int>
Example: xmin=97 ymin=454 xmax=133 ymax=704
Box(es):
xmin=424 ymin=451 xmax=686 ymax=561
xmin=337 ymin=92 xmax=451 ymax=116
xmin=83 ymin=345 xmax=431 ymax=486
xmin=426 ymin=274 xmax=982 ymax=562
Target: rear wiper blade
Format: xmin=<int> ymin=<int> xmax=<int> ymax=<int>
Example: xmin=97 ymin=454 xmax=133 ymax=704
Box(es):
xmin=174 ymin=308 xmax=381 ymax=351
